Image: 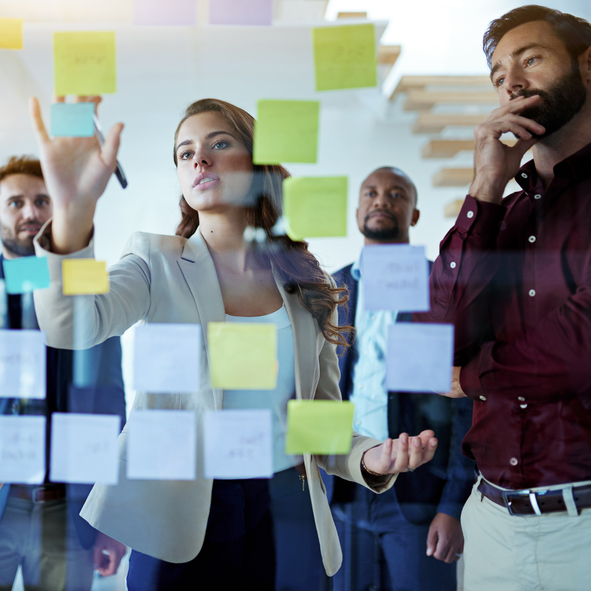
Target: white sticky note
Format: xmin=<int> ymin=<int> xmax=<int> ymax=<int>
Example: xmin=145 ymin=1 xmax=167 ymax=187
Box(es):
xmin=127 ymin=410 xmax=196 ymax=480
xmin=0 ymin=416 xmax=46 ymax=484
xmin=133 ymin=324 xmax=201 ymax=394
xmin=386 ymin=323 xmax=454 ymax=393
xmin=362 ymin=244 xmax=430 ymax=312
xmin=50 ymin=413 xmax=119 ymax=484
xmin=203 ymin=410 xmax=272 ymax=479
xmin=0 ymin=330 xmax=46 ymax=399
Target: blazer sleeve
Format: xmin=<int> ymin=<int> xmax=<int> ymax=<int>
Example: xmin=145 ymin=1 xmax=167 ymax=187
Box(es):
xmin=33 ymin=221 xmax=152 ymax=350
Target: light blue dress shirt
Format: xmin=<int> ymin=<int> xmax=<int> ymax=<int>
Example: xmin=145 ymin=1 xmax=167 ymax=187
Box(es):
xmin=350 ymin=256 xmax=398 ymax=441
xmin=222 ymin=304 xmax=302 ymax=474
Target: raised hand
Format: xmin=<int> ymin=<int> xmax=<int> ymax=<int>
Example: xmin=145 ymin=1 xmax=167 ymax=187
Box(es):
xmin=29 ymin=96 xmax=124 ymax=254
xmin=470 ymin=94 xmax=545 ymax=204
xmin=362 ymin=430 xmax=438 ymax=476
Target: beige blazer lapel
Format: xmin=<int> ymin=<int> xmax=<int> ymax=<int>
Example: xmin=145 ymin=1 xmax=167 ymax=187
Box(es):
xmin=177 ymin=230 xmax=225 ymax=410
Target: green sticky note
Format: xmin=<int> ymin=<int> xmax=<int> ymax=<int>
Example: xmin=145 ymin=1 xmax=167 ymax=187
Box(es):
xmin=0 ymin=18 xmax=23 ymax=49
xmin=50 ymin=103 xmax=95 ymax=137
xmin=253 ymin=100 xmax=319 ymax=164
xmin=53 ymin=32 xmax=117 ymax=96
xmin=312 ymin=24 xmax=377 ymax=91
xmin=283 ymin=176 xmax=347 ymax=240
xmin=285 ymin=400 xmax=354 ymax=455
xmin=208 ymin=322 xmax=277 ymax=390
xmin=62 ymin=260 xmax=110 ymax=295
xmin=3 ymin=257 xmax=50 ymax=294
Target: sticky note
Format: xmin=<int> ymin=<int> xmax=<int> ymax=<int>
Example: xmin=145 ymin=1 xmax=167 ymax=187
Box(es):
xmin=127 ymin=410 xmax=196 ymax=480
xmin=3 ymin=256 xmax=50 ymax=294
xmin=209 ymin=0 xmax=273 ymax=26
xmin=133 ymin=324 xmax=201 ymax=394
xmin=0 ymin=18 xmax=23 ymax=49
xmin=253 ymin=100 xmax=319 ymax=164
xmin=208 ymin=322 xmax=277 ymax=390
xmin=0 ymin=416 xmax=46 ymax=484
xmin=50 ymin=103 xmax=95 ymax=138
xmin=362 ymin=245 xmax=430 ymax=312
xmin=387 ymin=323 xmax=454 ymax=393
xmin=285 ymin=400 xmax=354 ymax=455
xmin=283 ymin=176 xmax=347 ymax=240
xmin=53 ymin=32 xmax=116 ymax=96
xmin=312 ymin=24 xmax=377 ymax=92
xmin=50 ymin=413 xmax=119 ymax=484
xmin=62 ymin=259 xmax=109 ymax=295
xmin=133 ymin=0 xmax=197 ymax=26
xmin=0 ymin=329 xmax=46 ymax=399
xmin=204 ymin=410 xmax=273 ymax=478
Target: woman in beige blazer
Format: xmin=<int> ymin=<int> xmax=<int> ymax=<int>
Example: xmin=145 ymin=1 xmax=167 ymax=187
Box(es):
xmin=30 ymin=97 xmax=437 ymax=590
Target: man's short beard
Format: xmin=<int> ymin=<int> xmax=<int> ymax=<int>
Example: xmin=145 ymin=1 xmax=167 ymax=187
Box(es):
xmin=0 ymin=225 xmax=35 ymax=257
xmin=362 ymin=216 xmax=400 ymax=241
xmin=515 ymin=62 xmax=587 ymax=139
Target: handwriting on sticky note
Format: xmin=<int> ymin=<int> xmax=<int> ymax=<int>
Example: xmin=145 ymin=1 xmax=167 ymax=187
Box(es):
xmin=0 ymin=416 xmax=46 ymax=484
xmin=133 ymin=0 xmax=197 ymax=26
xmin=362 ymin=245 xmax=430 ymax=312
xmin=0 ymin=18 xmax=23 ymax=49
xmin=283 ymin=176 xmax=347 ymax=240
xmin=0 ymin=330 xmax=46 ymax=399
xmin=253 ymin=100 xmax=319 ymax=165
xmin=204 ymin=410 xmax=273 ymax=478
xmin=62 ymin=259 xmax=109 ymax=295
xmin=285 ymin=400 xmax=354 ymax=455
xmin=209 ymin=0 xmax=273 ymax=26
xmin=127 ymin=410 xmax=196 ymax=480
xmin=3 ymin=256 xmax=50 ymax=294
xmin=53 ymin=32 xmax=116 ymax=96
xmin=312 ymin=24 xmax=377 ymax=91
xmin=50 ymin=103 xmax=95 ymax=138
xmin=208 ymin=322 xmax=277 ymax=390
xmin=133 ymin=324 xmax=202 ymax=394
xmin=387 ymin=323 xmax=454 ymax=393
xmin=50 ymin=413 xmax=119 ymax=484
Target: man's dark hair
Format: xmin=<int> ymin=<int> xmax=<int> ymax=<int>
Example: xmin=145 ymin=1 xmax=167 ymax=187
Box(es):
xmin=0 ymin=156 xmax=43 ymax=184
xmin=483 ymin=5 xmax=591 ymax=67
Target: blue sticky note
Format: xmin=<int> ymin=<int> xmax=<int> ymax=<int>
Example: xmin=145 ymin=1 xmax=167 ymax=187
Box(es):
xmin=50 ymin=103 xmax=95 ymax=138
xmin=4 ymin=257 xmax=51 ymax=294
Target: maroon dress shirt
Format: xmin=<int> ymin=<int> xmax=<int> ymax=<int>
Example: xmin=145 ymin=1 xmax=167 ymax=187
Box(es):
xmin=421 ymin=141 xmax=591 ymax=489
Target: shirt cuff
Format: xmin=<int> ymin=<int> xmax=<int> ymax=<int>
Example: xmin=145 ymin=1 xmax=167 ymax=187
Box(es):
xmin=455 ymin=196 xmax=506 ymax=243
xmin=459 ymin=351 xmax=487 ymax=401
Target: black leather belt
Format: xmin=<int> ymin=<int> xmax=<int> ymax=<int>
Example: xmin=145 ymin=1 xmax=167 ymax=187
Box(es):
xmin=9 ymin=484 xmax=66 ymax=504
xmin=477 ymin=479 xmax=591 ymax=515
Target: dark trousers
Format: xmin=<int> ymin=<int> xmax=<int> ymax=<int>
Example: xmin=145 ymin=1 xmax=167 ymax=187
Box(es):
xmin=127 ymin=468 xmax=331 ymax=591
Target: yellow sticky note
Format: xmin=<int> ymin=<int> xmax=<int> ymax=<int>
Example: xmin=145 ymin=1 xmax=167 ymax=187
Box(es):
xmin=208 ymin=322 xmax=277 ymax=390
xmin=53 ymin=32 xmax=117 ymax=96
xmin=0 ymin=18 xmax=23 ymax=50
xmin=312 ymin=24 xmax=377 ymax=91
xmin=253 ymin=100 xmax=319 ymax=164
xmin=285 ymin=400 xmax=354 ymax=455
xmin=283 ymin=176 xmax=347 ymax=240
xmin=62 ymin=260 xmax=109 ymax=295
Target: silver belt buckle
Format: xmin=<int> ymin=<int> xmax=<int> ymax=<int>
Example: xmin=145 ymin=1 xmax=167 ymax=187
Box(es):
xmin=31 ymin=486 xmax=48 ymax=504
xmin=502 ymin=489 xmax=545 ymax=516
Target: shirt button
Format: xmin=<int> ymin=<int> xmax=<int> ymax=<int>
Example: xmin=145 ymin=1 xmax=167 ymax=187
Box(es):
xmin=534 ymin=194 xmax=541 ymax=200
xmin=450 ymin=261 xmax=457 ymax=269
xmin=517 ymin=396 xmax=525 ymax=402
xmin=521 ymin=173 xmax=528 ymax=178
xmin=529 ymin=289 xmax=536 ymax=297
xmin=520 ymin=404 xmax=528 ymax=409
xmin=510 ymin=457 xmax=519 ymax=466
xmin=467 ymin=211 xmax=474 ymax=219
xmin=479 ymin=395 xmax=487 ymax=401
xmin=528 ymin=236 xmax=536 ymax=243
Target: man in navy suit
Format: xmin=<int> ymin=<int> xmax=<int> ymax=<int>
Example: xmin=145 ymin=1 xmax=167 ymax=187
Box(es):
xmin=326 ymin=167 xmax=475 ymax=591
xmin=0 ymin=156 xmax=127 ymax=591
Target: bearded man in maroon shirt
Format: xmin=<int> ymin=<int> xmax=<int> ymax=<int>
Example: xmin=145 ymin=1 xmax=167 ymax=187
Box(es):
xmin=421 ymin=5 xmax=591 ymax=590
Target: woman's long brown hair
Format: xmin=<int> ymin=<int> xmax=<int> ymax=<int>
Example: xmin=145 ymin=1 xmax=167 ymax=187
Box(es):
xmin=173 ymin=98 xmax=350 ymax=347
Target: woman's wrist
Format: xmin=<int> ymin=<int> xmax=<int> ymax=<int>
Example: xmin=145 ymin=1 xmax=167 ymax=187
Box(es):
xmin=361 ymin=448 xmax=387 ymax=477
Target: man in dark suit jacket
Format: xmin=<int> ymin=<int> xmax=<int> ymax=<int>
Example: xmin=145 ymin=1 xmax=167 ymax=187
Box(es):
xmin=0 ymin=156 xmax=127 ymax=591
xmin=325 ymin=167 xmax=475 ymax=591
